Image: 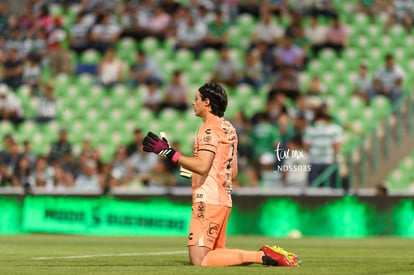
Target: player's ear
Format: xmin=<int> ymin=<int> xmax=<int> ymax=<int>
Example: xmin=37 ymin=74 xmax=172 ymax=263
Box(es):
xmin=204 ymin=97 xmax=210 ymax=107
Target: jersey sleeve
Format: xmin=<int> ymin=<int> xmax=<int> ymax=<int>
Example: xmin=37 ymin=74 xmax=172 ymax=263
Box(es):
xmin=197 ymin=125 xmax=220 ymax=154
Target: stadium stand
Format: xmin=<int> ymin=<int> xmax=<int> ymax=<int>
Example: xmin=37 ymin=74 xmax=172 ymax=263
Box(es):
xmin=0 ymin=0 xmax=413 ymax=192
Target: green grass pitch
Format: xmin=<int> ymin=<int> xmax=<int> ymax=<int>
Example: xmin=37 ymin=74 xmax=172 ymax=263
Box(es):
xmin=0 ymin=234 xmax=413 ymax=274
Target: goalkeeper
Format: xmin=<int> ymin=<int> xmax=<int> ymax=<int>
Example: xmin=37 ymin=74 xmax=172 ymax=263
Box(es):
xmin=143 ymin=83 xmax=300 ymax=267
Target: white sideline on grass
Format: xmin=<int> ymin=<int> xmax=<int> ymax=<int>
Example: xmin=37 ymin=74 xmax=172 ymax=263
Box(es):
xmin=32 ymin=250 xmax=187 ymax=260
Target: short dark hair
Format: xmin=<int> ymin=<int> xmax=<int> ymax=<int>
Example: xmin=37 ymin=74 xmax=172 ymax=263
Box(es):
xmin=198 ymin=83 xmax=228 ymax=117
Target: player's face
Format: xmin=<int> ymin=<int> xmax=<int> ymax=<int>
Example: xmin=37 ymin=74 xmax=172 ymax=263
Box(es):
xmin=192 ymin=92 xmax=207 ymax=117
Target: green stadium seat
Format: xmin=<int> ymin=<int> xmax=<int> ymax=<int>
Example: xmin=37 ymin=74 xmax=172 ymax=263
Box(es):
xmin=141 ymin=37 xmax=159 ymax=56
xmin=335 ymin=107 xmax=352 ymax=124
xmin=370 ymin=96 xmax=391 ymax=119
xmin=174 ymin=48 xmax=195 ymax=71
xmin=200 ymin=48 xmax=219 ymax=69
xmin=80 ymin=49 xmax=101 ymax=64
xmin=110 ymin=84 xmax=130 ymax=107
xmin=76 ymin=74 xmax=95 ymax=90
xmin=236 ymin=13 xmax=255 ymax=35
xmin=347 ymin=96 xmax=366 ymax=118
xmin=228 ymin=26 xmax=249 ymax=50
xmin=54 ymin=74 xmax=73 ymax=96
xmin=0 ymin=121 xmax=15 ymax=138
xmin=30 ymin=131 xmax=50 ymax=155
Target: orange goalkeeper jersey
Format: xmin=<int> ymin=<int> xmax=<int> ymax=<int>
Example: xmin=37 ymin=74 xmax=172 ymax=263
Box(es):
xmin=191 ymin=115 xmax=238 ymax=207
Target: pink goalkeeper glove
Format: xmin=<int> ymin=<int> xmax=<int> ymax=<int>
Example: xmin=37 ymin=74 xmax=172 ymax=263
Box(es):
xmin=142 ymin=131 xmax=181 ymax=163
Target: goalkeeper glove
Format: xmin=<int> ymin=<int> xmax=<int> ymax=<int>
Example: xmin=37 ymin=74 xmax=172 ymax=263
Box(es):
xmin=143 ymin=131 xmax=181 ymax=163
xmin=160 ymin=132 xmax=192 ymax=178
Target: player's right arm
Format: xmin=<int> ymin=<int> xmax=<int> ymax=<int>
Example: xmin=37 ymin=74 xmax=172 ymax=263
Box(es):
xmin=142 ymin=131 xmax=215 ymax=176
xmin=177 ymin=150 xmax=215 ymax=176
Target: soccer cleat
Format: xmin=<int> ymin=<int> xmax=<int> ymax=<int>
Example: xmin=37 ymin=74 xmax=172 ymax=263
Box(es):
xmin=260 ymin=245 xmax=301 ymax=267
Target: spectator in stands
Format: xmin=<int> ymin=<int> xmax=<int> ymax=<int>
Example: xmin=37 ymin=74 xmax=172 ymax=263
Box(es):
xmin=384 ymin=0 xmax=414 ymax=33
xmin=356 ymin=0 xmax=379 ymax=21
xmin=22 ymin=52 xmax=41 ymax=96
xmin=52 ymin=162 xmax=74 ymax=190
xmin=2 ymin=142 xmax=21 ymax=183
xmin=109 ymin=145 xmax=132 ymax=188
xmin=353 ymin=62 xmax=372 ymax=103
xmin=274 ymin=35 xmax=304 ymax=70
xmin=34 ymin=155 xmax=54 ymax=188
xmin=126 ymin=128 xmax=143 ymax=157
xmin=255 ymin=41 xmax=274 ymax=81
xmin=324 ymin=14 xmax=348 ymax=56
xmin=48 ymin=128 xmax=72 ymax=164
xmin=160 ymin=70 xmax=189 ymax=112
xmin=36 ymin=82 xmax=57 ymax=123
xmin=129 ymin=50 xmax=163 ymax=87
xmin=231 ymin=110 xmax=252 ymax=161
xmin=142 ymin=79 xmax=163 ymax=113
xmin=0 ymin=162 xmax=11 ymax=186
xmin=161 ymin=0 xmax=182 ymax=15
xmin=211 ymin=46 xmax=239 ymax=88
xmin=19 ymin=6 xmax=34 ymax=30
xmin=90 ymin=11 xmax=121 ymax=54
xmin=304 ymin=109 xmax=342 ymax=188
xmin=196 ymin=4 xmax=216 ymax=25
xmin=0 ymin=84 xmax=24 ymax=127
xmin=69 ymin=13 xmax=91 ymax=56
xmin=281 ymin=134 xmax=310 ymax=187
xmin=307 ymin=0 xmax=337 ymax=18
xmin=175 ymin=12 xmax=207 ymax=58
xmin=305 ymin=75 xmax=326 ymax=107
xmin=119 ymin=3 xmax=139 ymax=39
xmin=2 ymin=47 xmax=23 ymax=89
xmin=127 ymin=141 xmax=158 ymax=187
xmin=238 ymin=0 xmax=262 ymax=18
xmin=204 ymin=10 xmax=229 ymax=50
xmin=0 ymin=134 xmax=13 ymax=163
xmin=31 ymin=29 xmax=48 ymax=59
xmin=265 ymin=0 xmax=289 ymax=16
xmin=22 ymin=140 xmax=37 ymax=170
xmin=6 ymin=27 xmax=26 ymax=57
xmin=370 ymin=53 xmax=405 ymax=104
xmin=74 ymin=159 xmax=100 ymax=190
xmin=35 ymin=5 xmax=54 ymax=32
xmin=291 ymin=95 xmax=315 ymax=123
xmin=12 ymin=155 xmax=35 ymax=187
xmin=241 ymin=49 xmax=263 ymax=91
xmin=257 ymin=152 xmax=282 ymax=188
xmin=148 ymin=158 xmax=177 ymax=187
xmin=0 ymin=1 xmax=9 ymax=34
xmin=285 ymin=12 xmax=303 ymax=38
xmin=146 ymin=6 xmax=172 ymax=40
xmin=251 ymin=9 xmax=283 ymax=48
xmin=96 ymin=47 xmax=124 ymax=88
xmin=0 ymin=35 xmax=6 ymax=64
xmin=48 ymin=18 xmax=73 ymax=76
xmin=270 ymin=65 xmax=300 ymax=100
xmin=305 ymin=15 xmax=327 ymax=57
xmin=293 ymin=26 xmax=312 ymax=64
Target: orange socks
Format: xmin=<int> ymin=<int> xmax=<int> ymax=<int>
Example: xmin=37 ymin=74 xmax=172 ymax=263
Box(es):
xmin=201 ymin=249 xmax=264 ymax=266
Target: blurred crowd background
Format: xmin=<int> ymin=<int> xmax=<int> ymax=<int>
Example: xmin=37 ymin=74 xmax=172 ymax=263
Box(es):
xmin=0 ymin=0 xmax=412 ymax=192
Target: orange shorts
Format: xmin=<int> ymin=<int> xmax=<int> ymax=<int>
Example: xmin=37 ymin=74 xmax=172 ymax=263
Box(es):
xmin=187 ymin=202 xmax=231 ymax=250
